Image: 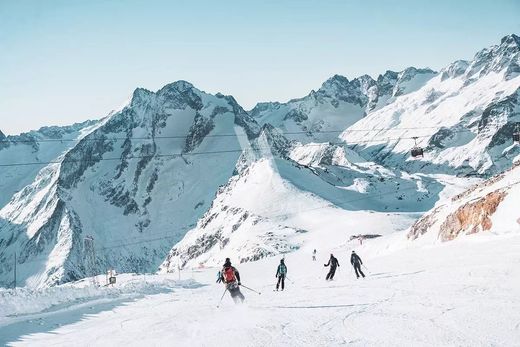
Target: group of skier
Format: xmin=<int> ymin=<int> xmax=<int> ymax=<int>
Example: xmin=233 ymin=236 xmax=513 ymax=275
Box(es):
xmin=322 ymin=250 xmax=365 ymax=280
xmin=217 ymin=249 xmax=367 ymax=304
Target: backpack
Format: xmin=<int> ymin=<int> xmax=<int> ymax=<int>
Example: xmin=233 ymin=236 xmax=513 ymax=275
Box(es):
xmin=222 ymin=266 xmax=236 ymax=283
xmin=279 ymin=264 xmax=287 ymax=275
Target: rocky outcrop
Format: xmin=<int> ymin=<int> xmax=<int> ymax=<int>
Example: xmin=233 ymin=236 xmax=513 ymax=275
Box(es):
xmin=408 ymin=160 xmax=520 ymax=242
xmin=439 ymin=190 xmax=506 ymax=241
xmin=408 ymin=206 xmax=443 ymax=240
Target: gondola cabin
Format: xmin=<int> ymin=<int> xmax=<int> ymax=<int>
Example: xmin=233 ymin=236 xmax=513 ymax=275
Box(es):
xmin=411 ymin=147 xmax=424 ymax=158
xmin=410 ymin=137 xmax=424 ymax=158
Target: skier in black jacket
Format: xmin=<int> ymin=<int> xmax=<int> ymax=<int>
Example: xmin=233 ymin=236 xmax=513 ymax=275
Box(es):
xmin=350 ymin=251 xmax=365 ymax=278
xmin=220 ymin=258 xmax=245 ymax=303
xmin=324 ymin=254 xmax=339 ymax=280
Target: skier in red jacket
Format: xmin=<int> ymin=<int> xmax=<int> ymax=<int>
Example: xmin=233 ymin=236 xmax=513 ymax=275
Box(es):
xmin=220 ymin=258 xmax=245 ymax=303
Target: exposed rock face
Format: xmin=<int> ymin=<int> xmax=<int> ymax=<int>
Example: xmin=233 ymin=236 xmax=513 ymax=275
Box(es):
xmin=439 ymin=190 xmax=506 ymax=241
xmin=407 ymin=206 xmax=443 ymax=240
xmin=408 ymin=160 xmax=520 ymax=243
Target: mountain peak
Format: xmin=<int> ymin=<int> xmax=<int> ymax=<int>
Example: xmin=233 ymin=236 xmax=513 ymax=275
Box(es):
xmin=401 ymin=66 xmax=436 ymax=75
xmin=440 ymin=60 xmax=470 ymax=80
xmin=318 ymin=74 xmax=351 ymax=95
xmin=130 ymin=87 xmax=154 ymax=106
xmin=465 ymin=33 xmax=520 ymax=80
xmin=158 ymin=80 xmax=195 ymax=94
xmin=500 ymin=33 xmax=520 ymax=47
xmin=322 ymin=74 xmax=349 ymax=87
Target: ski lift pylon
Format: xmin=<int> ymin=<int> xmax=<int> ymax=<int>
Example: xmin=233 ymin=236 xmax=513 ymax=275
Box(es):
xmin=410 ymin=136 xmax=424 ymax=158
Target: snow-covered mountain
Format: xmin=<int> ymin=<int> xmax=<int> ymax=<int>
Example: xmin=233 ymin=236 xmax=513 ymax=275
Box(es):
xmin=341 ymin=34 xmax=520 ymax=176
xmin=250 ymin=68 xmax=436 ymax=143
xmin=0 ymin=81 xmax=262 ymax=287
xmin=408 ymin=160 xmax=520 ymax=243
xmin=160 ymin=136 xmax=442 ymax=271
xmin=0 ymin=120 xmax=99 ymax=208
xmin=1 ymin=34 xmax=520 ymax=288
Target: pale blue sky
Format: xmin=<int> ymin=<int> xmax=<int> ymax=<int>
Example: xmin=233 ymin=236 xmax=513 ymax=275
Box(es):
xmin=1 ymin=0 xmax=519 ymax=135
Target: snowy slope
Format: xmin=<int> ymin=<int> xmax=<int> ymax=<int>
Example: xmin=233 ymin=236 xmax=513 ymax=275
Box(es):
xmin=160 ymin=136 xmax=443 ymax=271
xmin=0 ymin=81 xmax=261 ymax=288
xmin=250 ymin=68 xmax=436 ymax=143
xmin=341 ymin=34 xmax=520 ymax=176
xmin=1 ymin=230 xmax=519 ymax=346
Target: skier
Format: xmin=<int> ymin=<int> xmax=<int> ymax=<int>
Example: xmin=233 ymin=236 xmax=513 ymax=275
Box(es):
xmin=350 ymin=251 xmax=365 ymax=278
xmin=216 ymin=270 xmax=222 ymax=283
xmin=220 ymin=258 xmax=245 ymax=303
xmin=312 ymin=249 xmax=316 ymax=261
xmin=275 ymin=258 xmax=287 ymax=291
xmin=324 ymin=254 xmax=339 ymax=280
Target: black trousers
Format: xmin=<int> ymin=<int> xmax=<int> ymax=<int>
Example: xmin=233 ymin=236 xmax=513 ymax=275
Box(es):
xmin=354 ymin=263 xmax=365 ymax=278
xmin=228 ymin=283 xmax=245 ymax=303
xmin=276 ymin=275 xmax=285 ymax=290
xmin=326 ymin=267 xmax=337 ymax=280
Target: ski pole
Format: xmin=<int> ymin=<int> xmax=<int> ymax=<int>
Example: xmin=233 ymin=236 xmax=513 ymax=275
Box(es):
xmin=239 ymin=284 xmax=261 ymax=295
xmin=216 ymin=287 xmax=228 ymax=308
xmin=285 ymin=276 xmax=295 ymax=284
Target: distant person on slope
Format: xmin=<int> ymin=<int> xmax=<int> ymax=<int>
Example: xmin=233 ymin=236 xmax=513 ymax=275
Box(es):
xmin=216 ymin=270 xmax=222 ymax=283
xmin=324 ymin=254 xmax=340 ymax=280
xmin=312 ymin=249 xmax=317 ymax=261
xmin=275 ymin=259 xmax=287 ymax=291
xmin=350 ymin=251 xmax=365 ymax=279
xmin=220 ymin=258 xmax=245 ymax=303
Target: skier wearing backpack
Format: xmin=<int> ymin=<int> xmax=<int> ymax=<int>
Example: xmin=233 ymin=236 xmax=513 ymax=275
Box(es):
xmin=220 ymin=258 xmax=245 ymax=303
xmin=350 ymin=251 xmax=365 ymax=278
xmin=275 ymin=259 xmax=287 ymax=291
xmin=324 ymin=254 xmax=340 ymax=280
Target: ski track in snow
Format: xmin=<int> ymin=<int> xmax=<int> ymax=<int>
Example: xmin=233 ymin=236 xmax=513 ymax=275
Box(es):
xmin=0 ymin=233 xmax=519 ymax=346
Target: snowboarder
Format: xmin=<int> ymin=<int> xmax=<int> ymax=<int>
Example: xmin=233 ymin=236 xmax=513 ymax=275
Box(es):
xmin=350 ymin=251 xmax=365 ymax=278
xmin=220 ymin=258 xmax=245 ymax=303
xmin=324 ymin=254 xmax=339 ymax=280
xmin=275 ymin=259 xmax=287 ymax=291
xmin=312 ymin=249 xmax=316 ymax=261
